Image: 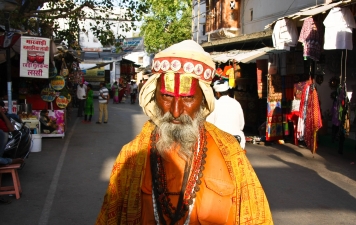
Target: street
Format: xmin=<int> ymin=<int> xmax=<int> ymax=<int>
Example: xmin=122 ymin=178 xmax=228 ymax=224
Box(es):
xmin=1 ymin=100 xmax=356 ymax=225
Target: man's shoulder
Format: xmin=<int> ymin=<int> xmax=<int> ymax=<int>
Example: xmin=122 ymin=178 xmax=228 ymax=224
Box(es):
xmin=205 ymin=122 xmax=243 ymax=156
xmin=205 ymin=122 xmax=231 ymax=139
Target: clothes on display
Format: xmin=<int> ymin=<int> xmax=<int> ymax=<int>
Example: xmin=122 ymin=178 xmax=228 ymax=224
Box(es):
xmin=304 ymin=84 xmax=323 ymax=153
xmin=323 ymin=7 xmax=356 ymax=50
xmin=298 ymin=16 xmax=324 ymax=61
xmin=266 ymin=101 xmax=284 ymax=141
xmin=296 ymin=82 xmax=322 ymax=153
xmin=272 ymin=18 xmax=298 ymax=50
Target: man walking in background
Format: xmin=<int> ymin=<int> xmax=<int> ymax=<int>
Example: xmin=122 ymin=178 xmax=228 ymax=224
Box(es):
xmin=130 ymin=81 xmax=138 ymax=104
xmin=76 ymin=80 xmax=87 ymax=117
xmin=96 ymin=82 xmax=109 ymax=124
xmin=206 ymin=80 xmax=246 ymax=149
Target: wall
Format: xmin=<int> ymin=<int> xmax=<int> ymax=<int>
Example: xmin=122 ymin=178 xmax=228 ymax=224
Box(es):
xmin=192 ymin=0 xmax=208 ymax=44
xmin=205 ymin=0 xmax=241 ymax=39
xmin=242 ymin=0 xmax=316 ymax=34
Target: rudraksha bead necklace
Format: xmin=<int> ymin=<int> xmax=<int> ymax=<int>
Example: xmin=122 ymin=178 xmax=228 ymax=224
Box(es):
xmin=150 ymin=126 xmax=208 ymax=225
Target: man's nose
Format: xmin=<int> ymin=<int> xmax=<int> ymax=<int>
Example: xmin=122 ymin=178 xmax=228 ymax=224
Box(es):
xmin=170 ymin=97 xmax=183 ymax=119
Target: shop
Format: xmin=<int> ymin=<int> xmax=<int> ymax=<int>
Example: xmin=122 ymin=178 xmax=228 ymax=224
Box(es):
xmin=0 ymin=36 xmax=82 ymax=140
xmin=208 ymin=1 xmax=356 ymax=154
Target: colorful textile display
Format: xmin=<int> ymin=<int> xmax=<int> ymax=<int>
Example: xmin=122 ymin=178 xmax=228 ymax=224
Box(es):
xmin=297 ymin=82 xmax=322 ymax=153
xmin=304 ymin=84 xmax=322 ymax=153
xmin=226 ymin=67 xmax=235 ymax=88
xmin=297 ymin=83 xmax=310 ymax=141
xmin=268 ymin=74 xmax=283 ymax=102
xmin=283 ymin=75 xmax=294 ymax=101
xmin=298 ymin=16 xmax=324 ymax=61
xmin=266 ymin=101 xmax=284 ymax=141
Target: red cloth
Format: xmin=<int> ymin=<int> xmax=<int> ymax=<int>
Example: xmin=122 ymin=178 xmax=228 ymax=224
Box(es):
xmin=304 ymin=86 xmax=322 ymax=153
xmin=0 ymin=119 xmax=8 ymax=132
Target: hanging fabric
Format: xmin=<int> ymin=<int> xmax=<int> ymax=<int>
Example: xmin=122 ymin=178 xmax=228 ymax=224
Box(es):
xmin=298 ymin=16 xmax=324 ymax=61
xmin=272 ymin=18 xmax=298 ymax=50
xmin=304 ymin=84 xmax=323 ymax=154
xmin=266 ymin=74 xmax=284 ymax=141
xmin=323 ymin=7 xmax=356 ymax=50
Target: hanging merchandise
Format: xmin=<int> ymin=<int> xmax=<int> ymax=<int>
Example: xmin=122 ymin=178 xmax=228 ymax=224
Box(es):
xmin=334 ymin=50 xmax=350 ymax=154
xmin=48 ymin=61 xmax=57 ymax=79
xmin=226 ymin=63 xmax=235 ymax=88
xmin=60 ymin=58 xmax=69 ymax=76
xmin=222 ymin=65 xmax=232 ymax=79
xmin=265 ymin=101 xmax=284 ymax=141
xmin=298 ymin=16 xmax=324 ymax=61
xmin=56 ymin=96 xmax=69 ymax=109
xmin=41 ymin=87 xmax=56 ymax=102
xmin=50 ymin=76 xmax=65 ymax=91
xmin=66 ymin=92 xmax=72 ymax=103
xmin=323 ymin=7 xmax=356 ymax=50
xmin=272 ymin=18 xmax=298 ymax=50
xmin=303 ymin=84 xmax=322 ymax=154
xmin=328 ymin=76 xmax=340 ymax=89
xmin=316 ymin=74 xmax=324 ymax=85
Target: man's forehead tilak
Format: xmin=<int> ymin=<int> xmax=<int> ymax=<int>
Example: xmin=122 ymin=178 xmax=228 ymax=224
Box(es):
xmin=160 ymin=73 xmax=198 ymax=97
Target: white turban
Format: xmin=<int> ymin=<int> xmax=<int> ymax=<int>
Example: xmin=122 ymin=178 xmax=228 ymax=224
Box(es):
xmin=213 ymin=80 xmax=229 ymax=92
xmin=139 ymin=40 xmax=216 ymax=125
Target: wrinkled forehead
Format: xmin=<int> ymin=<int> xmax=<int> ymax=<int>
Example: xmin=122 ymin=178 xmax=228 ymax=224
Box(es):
xmin=158 ymin=73 xmax=199 ymax=97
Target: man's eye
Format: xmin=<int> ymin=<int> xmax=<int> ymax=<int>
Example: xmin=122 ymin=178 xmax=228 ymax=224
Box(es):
xmin=182 ymin=96 xmax=194 ymax=99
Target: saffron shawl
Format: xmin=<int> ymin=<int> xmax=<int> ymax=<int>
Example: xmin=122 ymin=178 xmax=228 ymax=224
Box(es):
xmin=95 ymin=121 xmax=273 ymax=225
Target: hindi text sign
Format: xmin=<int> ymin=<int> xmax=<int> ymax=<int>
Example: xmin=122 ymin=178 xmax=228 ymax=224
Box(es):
xmin=20 ymin=37 xmax=50 ymax=78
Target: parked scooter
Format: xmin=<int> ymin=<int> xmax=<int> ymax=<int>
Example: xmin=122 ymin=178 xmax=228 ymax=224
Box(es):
xmin=3 ymin=118 xmax=32 ymax=160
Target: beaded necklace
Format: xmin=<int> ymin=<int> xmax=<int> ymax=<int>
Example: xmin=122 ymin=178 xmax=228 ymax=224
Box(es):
xmin=150 ymin=127 xmax=207 ymax=225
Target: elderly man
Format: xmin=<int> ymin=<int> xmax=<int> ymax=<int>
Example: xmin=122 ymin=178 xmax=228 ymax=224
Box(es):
xmin=96 ymin=40 xmax=273 ymax=225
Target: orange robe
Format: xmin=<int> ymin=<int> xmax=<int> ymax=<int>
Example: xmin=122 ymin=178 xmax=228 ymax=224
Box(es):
xmin=96 ymin=121 xmax=273 ymax=225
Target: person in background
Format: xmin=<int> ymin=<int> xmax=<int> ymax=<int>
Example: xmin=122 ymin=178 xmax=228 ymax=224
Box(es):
xmin=118 ymin=83 xmax=126 ymax=103
xmin=111 ymin=81 xmax=120 ymax=104
xmin=39 ymin=110 xmax=58 ymax=134
xmin=130 ymin=81 xmax=138 ymax=104
xmin=97 ymin=82 xmax=109 ymax=124
xmin=76 ymin=80 xmax=87 ymax=117
xmin=125 ymin=81 xmax=131 ymax=102
xmin=95 ymin=40 xmax=272 ymax=225
xmin=138 ymin=79 xmax=144 ymax=94
xmin=0 ymin=100 xmax=21 ymax=122
xmin=0 ymin=105 xmax=24 ymax=166
xmin=206 ymin=80 xmax=246 ymax=150
xmin=83 ymin=84 xmax=94 ymax=123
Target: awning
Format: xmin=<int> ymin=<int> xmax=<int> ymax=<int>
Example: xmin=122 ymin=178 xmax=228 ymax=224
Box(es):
xmin=80 ymin=62 xmax=113 ymax=70
xmin=265 ymin=0 xmax=351 ymax=29
xmin=210 ymin=47 xmax=277 ymax=64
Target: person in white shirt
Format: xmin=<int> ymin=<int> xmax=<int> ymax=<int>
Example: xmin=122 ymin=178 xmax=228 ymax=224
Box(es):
xmin=76 ymin=81 xmax=87 ymax=117
xmin=97 ymin=82 xmax=109 ymax=124
xmin=130 ymin=81 xmax=138 ymax=104
xmin=206 ymin=80 xmax=246 ymax=149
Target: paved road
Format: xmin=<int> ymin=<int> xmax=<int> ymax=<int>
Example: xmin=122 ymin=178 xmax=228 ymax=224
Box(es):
xmin=1 ymin=99 xmax=356 ymax=225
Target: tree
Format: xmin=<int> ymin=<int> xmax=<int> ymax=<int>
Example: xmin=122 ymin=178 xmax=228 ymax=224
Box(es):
xmin=139 ymin=0 xmax=192 ymax=54
xmin=0 ymin=0 xmax=149 ymax=50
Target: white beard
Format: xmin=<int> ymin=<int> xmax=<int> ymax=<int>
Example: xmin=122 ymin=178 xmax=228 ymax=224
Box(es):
xmin=153 ymin=104 xmax=205 ymax=161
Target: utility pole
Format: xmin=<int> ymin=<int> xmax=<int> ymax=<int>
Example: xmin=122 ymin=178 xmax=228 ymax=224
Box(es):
xmin=192 ymin=2 xmax=195 ymax=40
xmin=197 ymin=0 xmax=200 ymax=44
